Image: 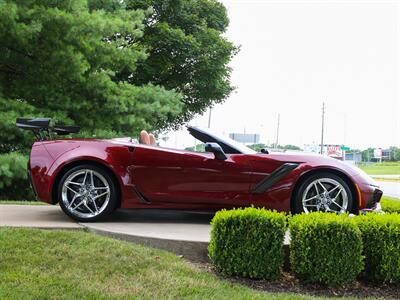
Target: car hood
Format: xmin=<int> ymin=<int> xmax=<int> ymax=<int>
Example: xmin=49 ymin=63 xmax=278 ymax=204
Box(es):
xmin=253 ymin=152 xmax=378 ymax=186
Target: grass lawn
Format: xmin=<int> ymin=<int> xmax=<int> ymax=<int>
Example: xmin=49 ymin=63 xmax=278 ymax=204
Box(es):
xmin=0 ymin=228 xmax=349 ymax=300
xmin=357 ymin=162 xmax=400 ymax=175
xmin=373 ymin=178 xmax=400 ymax=183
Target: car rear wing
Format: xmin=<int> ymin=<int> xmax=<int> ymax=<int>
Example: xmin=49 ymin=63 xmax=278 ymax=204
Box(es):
xmin=16 ymin=118 xmax=80 ymax=141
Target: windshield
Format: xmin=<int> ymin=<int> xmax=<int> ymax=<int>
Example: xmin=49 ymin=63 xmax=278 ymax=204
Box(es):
xmin=187 ymin=126 xmax=257 ymax=155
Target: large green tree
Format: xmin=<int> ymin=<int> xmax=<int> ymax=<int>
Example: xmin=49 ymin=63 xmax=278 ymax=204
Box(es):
xmin=0 ymin=0 xmax=236 ymax=152
xmin=126 ymin=0 xmax=237 ymax=125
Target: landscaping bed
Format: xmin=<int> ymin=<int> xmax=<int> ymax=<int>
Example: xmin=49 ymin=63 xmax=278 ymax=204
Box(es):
xmin=214 ymin=267 xmax=400 ymax=299
xmin=208 ymin=207 xmax=400 ymax=299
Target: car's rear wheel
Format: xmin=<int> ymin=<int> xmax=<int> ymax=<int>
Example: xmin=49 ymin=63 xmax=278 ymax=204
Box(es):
xmin=58 ymin=164 xmax=117 ymax=222
xmin=294 ymin=172 xmax=353 ymax=214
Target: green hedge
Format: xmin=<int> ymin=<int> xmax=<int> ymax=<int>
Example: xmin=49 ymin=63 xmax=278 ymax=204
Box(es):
xmin=0 ymin=152 xmax=33 ymax=200
xmin=356 ymin=213 xmax=400 ymax=283
xmin=208 ymin=207 xmax=287 ymax=279
xmin=289 ymin=212 xmax=363 ymax=287
xmin=381 ymin=197 xmax=400 ymax=214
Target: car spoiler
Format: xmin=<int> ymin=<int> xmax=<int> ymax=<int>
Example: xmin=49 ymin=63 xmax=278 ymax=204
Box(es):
xmin=16 ymin=118 xmax=80 ymax=140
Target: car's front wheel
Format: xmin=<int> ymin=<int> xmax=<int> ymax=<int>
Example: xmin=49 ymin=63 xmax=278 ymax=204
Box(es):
xmin=294 ymin=172 xmax=353 ymax=214
xmin=58 ymin=164 xmax=118 ymax=222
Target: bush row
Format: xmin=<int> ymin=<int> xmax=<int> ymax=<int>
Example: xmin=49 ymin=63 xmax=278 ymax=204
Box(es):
xmin=290 ymin=212 xmax=363 ymax=286
xmin=209 ymin=208 xmax=400 ymax=287
xmin=357 ymin=213 xmax=400 ymax=283
xmin=0 ymin=152 xmax=34 ymax=200
xmin=381 ymin=197 xmax=400 ymax=213
xmin=208 ymin=207 xmax=287 ymax=279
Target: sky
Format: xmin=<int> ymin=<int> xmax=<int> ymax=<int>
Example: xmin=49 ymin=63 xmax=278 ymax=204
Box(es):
xmin=163 ymin=0 xmax=400 ymax=151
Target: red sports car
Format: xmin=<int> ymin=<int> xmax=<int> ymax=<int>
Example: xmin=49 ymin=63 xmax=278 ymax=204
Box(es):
xmin=17 ymin=118 xmax=382 ymax=221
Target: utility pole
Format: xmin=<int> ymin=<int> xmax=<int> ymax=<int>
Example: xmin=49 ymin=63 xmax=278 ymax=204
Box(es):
xmin=207 ymin=108 xmax=212 ymax=128
xmin=275 ymin=113 xmax=280 ymax=149
xmin=320 ymin=102 xmax=325 ymax=155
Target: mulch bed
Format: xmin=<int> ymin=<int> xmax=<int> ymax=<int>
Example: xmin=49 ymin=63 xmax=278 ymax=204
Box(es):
xmin=193 ymin=262 xmax=400 ymax=299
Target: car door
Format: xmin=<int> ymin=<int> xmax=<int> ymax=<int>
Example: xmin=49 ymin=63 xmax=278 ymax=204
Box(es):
xmin=130 ymin=145 xmax=253 ymax=208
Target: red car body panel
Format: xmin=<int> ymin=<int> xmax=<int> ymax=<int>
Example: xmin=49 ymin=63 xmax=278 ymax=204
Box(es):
xmin=28 ymin=137 xmax=381 ymax=213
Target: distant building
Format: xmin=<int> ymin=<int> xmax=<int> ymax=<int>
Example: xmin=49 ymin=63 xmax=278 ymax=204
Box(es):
xmin=344 ymin=152 xmax=362 ymax=164
xmin=373 ymin=148 xmax=391 ymax=162
xmin=229 ymin=133 xmax=260 ymax=144
xmin=304 ymin=144 xmax=361 ymax=164
xmin=304 ymin=144 xmax=343 ymax=159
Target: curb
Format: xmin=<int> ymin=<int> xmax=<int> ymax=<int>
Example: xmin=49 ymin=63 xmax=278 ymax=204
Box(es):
xmin=84 ymin=226 xmax=210 ymax=262
xmin=83 ymin=225 xmax=291 ymax=268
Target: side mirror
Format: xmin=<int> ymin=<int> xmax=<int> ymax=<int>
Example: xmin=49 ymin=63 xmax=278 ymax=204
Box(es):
xmin=261 ymin=148 xmax=269 ymax=154
xmin=205 ymin=142 xmax=227 ymax=160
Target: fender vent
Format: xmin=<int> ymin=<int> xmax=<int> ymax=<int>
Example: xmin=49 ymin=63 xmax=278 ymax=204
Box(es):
xmin=251 ymin=163 xmax=299 ymax=194
xmin=132 ymin=186 xmax=151 ymax=204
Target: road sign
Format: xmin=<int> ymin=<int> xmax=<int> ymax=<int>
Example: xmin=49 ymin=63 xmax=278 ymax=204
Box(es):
xmin=341 ymin=146 xmax=350 ymax=151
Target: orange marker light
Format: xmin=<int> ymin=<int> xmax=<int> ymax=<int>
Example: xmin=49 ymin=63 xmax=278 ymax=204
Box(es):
xmin=355 ymin=183 xmax=362 ymax=208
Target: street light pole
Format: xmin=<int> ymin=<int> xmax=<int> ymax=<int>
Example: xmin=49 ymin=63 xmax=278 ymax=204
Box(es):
xmin=320 ymin=102 xmax=325 ymax=155
xmin=208 ymin=108 xmax=212 ymax=128
xmin=275 ymin=113 xmax=280 ymax=148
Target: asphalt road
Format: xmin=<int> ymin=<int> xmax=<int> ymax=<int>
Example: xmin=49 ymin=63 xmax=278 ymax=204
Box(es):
xmin=376 ymin=180 xmax=400 ymax=199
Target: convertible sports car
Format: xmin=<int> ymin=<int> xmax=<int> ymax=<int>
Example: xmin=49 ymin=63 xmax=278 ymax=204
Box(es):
xmin=17 ymin=118 xmax=382 ymax=221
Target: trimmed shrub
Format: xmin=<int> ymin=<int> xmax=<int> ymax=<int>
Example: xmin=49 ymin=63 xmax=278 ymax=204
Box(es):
xmin=208 ymin=207 xmax=287 ymax=279
xmin=381 ymin=198 xmax=400 ymax=214
xmin=289 ymin=212 xmax=363 ymax=287
xmin=356 ymin=213 xmax=400 ymax=283
xmin=0 ymin=152 xmax=33 ymax=200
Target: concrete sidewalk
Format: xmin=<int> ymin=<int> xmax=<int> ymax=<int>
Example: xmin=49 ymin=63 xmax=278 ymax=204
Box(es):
xmin=0 ymin=205 xmax=81 ymax=229
xmin=0 ymin=205 xmax=214 ymax=261
xmin=82 ymin=209 xmax=213 ymax=242
xmin=0 ymin=205 xmax=213 ymax=240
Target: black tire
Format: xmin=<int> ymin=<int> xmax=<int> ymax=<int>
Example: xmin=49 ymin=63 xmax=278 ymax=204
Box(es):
xmin=293 ymin=172 xmax=353 ymax=214
xmin=58 ymin=164 xmax=118 ymax=222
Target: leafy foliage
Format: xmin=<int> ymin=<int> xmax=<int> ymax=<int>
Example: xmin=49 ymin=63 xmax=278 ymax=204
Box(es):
xmin=361 ymin=147 xmax=400 ymax=162
xmin=208 ymin=207 xmax=287 ymax=279
xmin=125 ymin=0 xmax=238 ymax=126
xmin=248 ymin=143 xmax=268 ymax=152
xmin=0 ymin=152 xmax=33 ymax=200
xmin=388 ymin=146 xmax=400 ymax=161
xmin=381 ymin=198 xmax=400 ymax=214
xmin=248 ymin=143 xmax=302 ymax=152
xmin=289 ymin=212 xmax=363 ymax=287
xmin=184 ymin=143 xmax=205 ymax=152
xmin=356 ymin=213 xmax=400 ymax=283
xmin=0 ymin=0 xmax=236 ymax=151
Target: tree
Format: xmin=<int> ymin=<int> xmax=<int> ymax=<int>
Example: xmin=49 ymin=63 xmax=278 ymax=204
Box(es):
xmin=125 ymin=0 xmax=238 ymax=127
xmin=184 ymin=144 xmax=205 ymax=152
xmin=389 ymin=146 xmax=400 ymax=161
xmin=361 ymin=148 xmax=374 ymax=162
xmin=248 ymin=143 xmax=268 ymax=152
xmin=283 ymin=144 xmax=301 ymax=151
xmin=248 ymin=143 xmax=302 ymax=152
xmin=1 ymin=0 xmax=236 ymax=152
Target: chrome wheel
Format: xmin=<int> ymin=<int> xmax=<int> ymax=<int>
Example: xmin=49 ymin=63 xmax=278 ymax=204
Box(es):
xmin=61 ymin=169 xmax=110 ymax=219
xmin=302 ymin=178 xmax=349 ymax=213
